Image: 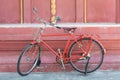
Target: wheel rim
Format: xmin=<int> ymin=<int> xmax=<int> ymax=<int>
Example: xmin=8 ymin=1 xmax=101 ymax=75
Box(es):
xmin=69 ymin=38 xmax=104 ymax=73
xmin=18 ymin=44 xmax=40 ymax=75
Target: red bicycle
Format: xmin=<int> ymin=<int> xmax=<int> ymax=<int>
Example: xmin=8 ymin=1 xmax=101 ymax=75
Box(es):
xmin=17 ymin=8 xmax=105 ymax=76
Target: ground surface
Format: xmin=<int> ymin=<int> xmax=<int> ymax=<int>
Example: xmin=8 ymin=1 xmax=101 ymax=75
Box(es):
xmin=0 ymin=70 xmax=120 ymax=80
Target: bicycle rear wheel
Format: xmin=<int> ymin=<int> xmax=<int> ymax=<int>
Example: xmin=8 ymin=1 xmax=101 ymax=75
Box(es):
xmin=17 ymin=44 xmax=40 ymax=76
xmin=68 ymin=38 xmax=104 ymax=73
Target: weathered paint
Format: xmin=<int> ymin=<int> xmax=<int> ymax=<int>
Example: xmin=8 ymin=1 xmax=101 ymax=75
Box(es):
xmin=76 ymin=0 xmax=83 ymax=22
xmin=31 ymin=0 xmax=51 ymax=23
xmin=0 ymin=27 xmax=120 ymax=71
xmin=116 ymin=0 xmax=120 ymax=23
xmin=0 ymin=0 xmax=20 ymax=23
xmin=0 ymin=0 xmax=120 ymax=72
xmin=56 ymin=0 xmax=76 ymax=22
xmin=0 ymin=0 xmax=118 ymax=23
xmin=87 ymin=0 xmax=116 ymax=22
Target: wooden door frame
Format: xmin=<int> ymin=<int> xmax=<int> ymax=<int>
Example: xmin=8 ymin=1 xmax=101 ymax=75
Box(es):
xmin=116 ymin=0 xmax=120 ymax=23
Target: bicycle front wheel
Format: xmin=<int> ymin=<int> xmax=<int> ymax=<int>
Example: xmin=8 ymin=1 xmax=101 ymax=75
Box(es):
xmin=17 ymin=44 xmax=40 ymax=76
xmin=68 ymin=38 xmax=104 ymax=73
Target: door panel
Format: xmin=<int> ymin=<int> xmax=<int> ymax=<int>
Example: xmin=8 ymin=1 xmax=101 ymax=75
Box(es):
xmin=31 ymin=0 xmax=51 ymax=23
xmin=76 ymin=0 xmax=84 ymax=22
xmin=56 ymin=0 xmax=76 ymax=22
xmin=0 ymin=0 xmax=20 ymax=23
xmin=87 ymin=0 xmax=116 ymax=22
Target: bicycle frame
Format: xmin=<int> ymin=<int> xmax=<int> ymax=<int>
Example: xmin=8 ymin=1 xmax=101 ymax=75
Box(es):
xmin=17 ymin=7 xmax=106 ymax=76
xmin=31 ymin=31 xmax=96 ymax=62
xmin=42 ymin=34 xmax=77 ymax=59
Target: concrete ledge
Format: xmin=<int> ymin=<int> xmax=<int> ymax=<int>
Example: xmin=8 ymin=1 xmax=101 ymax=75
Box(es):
xmin=0 ymin=23 xmax=120 ymax=28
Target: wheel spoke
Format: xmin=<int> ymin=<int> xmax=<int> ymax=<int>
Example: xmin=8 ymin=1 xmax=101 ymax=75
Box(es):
xmin=68 ymin=38 xmax=104 ymax=73
xmin=17 ymin=44 xmax=40 ymax=76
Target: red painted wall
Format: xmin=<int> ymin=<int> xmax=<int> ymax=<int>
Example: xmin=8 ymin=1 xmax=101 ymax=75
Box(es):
xmin=31 ymin=0 xmax=51 ymax=23
xmin=0 ymin=0 xmax=120 ymax=72
xmin=76 ymin=0 xmax=83 ymax=22
xmin=0 ymin=27 xmax=120 ymax=72
xmin=116 ymin=0 xmax=120 ymax=23
xmin=87 ymin=0 xmax=116 ymax=22
xmin=0 ymin=0 xmax=20 ymax=23
xmin=0 ymin=0 xmax=118 ymax=23
xmin=56 ymin=0 xmax=76 ymax=22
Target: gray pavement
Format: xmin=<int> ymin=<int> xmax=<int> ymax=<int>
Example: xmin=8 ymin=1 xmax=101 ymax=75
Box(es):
xmin=0 ymin=70 xmax=120 ymax=80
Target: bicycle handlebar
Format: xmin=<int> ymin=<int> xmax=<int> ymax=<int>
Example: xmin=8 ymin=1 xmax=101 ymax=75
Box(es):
xmin=35 ymin=17 xmax=62 ymax=29
xmin=33 ymin=7 xmax=61 ymax=29
xmin=33 ymin=7 xmax=77 ymax=33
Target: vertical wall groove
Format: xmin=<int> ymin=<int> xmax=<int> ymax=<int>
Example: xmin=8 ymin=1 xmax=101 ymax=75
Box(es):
xmin=20 ymin=0 xmax=24 ymax=24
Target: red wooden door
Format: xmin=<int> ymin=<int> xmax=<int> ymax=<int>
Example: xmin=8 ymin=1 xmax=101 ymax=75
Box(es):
xmin=0 ymin=0 xmax=117 ymax=23
xmin=31 ymin=0 xmax=51 ymax=23
xmin=31 ymin=0 xmax=83 ymax=23
xmin=76 ymin=0 xmax=84 ymax=22
xmin=0 ymin=0 xmax=20 ymax=23
xmin=86 ymin=0 xmax=116 ymax=22
xmin=56 ymin=0 xmax=76 ymax=22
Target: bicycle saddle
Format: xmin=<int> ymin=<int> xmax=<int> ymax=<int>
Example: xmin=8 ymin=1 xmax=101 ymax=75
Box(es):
xmin=63 ymin=27 xmax=77 ymax=33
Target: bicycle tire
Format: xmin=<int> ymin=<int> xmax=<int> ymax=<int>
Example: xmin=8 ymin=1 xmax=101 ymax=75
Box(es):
xmin=17 ymin=44 xmax=40 ymax=76
xmin=68 ymin=38 xmax=104 ymax=73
